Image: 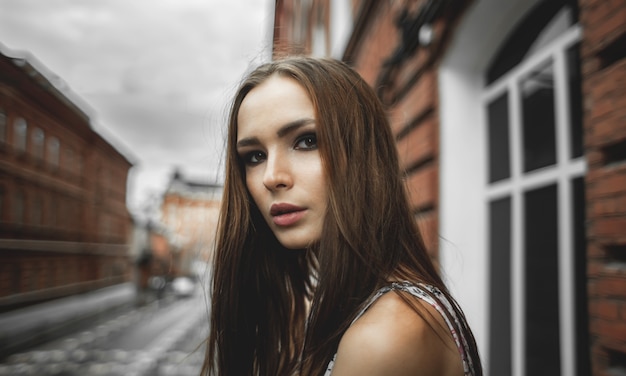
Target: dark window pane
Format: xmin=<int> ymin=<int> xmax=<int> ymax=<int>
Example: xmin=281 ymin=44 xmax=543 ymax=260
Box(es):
xmin=525 ymin=184 xmax=560 ymax=375
xmin=567 ymin=44 xmax=584 ymax=159
xmin=488 ymin=93 xmax=510 ymax=183
xmin=32 ymin=127 xmax=45 ymax=160
xmin=521 ymin=62 xmax=557 ymax=172
xmin=573 ymin=177 xmax=591 ymax=376
xmin=13 ymin=118 xmax=27 ymax=152
xmin=489 ymin=197 xmax=512 ymax=375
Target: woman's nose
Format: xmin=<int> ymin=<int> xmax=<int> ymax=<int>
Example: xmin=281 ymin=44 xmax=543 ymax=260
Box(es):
xmin=263 ymin=154 xmax=293 ymax=191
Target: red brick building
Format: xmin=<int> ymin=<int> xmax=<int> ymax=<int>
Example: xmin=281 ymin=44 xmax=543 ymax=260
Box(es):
xmin=160 ymin=169 xmax=222 ymax=273
xmin=0 ymin=45 xmax=134 ymax=311
xmin=273 ymin=0 xmax=626 ymax=375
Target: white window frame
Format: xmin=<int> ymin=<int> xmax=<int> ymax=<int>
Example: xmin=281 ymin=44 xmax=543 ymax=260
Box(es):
xmin=481 ymin=24 xmax=585 ymax=376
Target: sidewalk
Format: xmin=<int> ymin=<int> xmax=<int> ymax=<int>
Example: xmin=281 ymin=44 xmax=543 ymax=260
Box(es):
xmin=0 ymin=283 xmax=136 ymax=359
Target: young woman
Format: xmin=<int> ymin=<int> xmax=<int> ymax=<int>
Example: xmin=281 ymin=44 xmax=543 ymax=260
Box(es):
xmin=202 ymin=56 xmax=482 ymax=376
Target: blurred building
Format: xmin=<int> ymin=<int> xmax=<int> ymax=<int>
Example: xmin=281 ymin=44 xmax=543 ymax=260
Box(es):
xmin=128 ymin=169 xmax=221 ymax=303
xmin=160 ymin=169 xmax=222 ymax=275
xmin=0 ymin=45 xmax=134 ymax=312
xmin=273 ymin=0 xmax=625 ymax=375
xmin=128 ymin=219 xmax=181 ymax=305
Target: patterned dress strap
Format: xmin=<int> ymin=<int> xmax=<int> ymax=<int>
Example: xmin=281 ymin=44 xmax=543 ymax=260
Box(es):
xmin=390 ymin=281 xmax=475 ymax=375
xmin=324 ymin=281 xmax=475 ymax=376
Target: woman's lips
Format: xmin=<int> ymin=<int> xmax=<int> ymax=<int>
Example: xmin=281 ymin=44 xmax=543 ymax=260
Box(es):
xmin=270 ymin=203 xmax=306 ymax=226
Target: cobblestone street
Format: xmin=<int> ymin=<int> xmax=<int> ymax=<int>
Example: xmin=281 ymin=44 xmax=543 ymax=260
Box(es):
xmin=0 ymin=293 xmax=208 ymax=376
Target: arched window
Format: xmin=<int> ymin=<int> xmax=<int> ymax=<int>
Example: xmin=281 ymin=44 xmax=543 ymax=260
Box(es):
xmin=13 ymin=118 xmax=27 ymax=152
xmin=32 ymin=127 xmax=45 ymax=160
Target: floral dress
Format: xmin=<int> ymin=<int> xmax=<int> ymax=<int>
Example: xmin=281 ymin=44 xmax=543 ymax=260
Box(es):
xmin=324 ymin=281 xmax=477 ymax=375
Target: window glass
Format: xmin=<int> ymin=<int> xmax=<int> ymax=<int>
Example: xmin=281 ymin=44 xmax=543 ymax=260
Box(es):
xmin=525 ymin=184 xmax=561 ymax=374
xmin=47 ymin=137 xmax=60 ymax=167
xmin=489 ymin=196 xmax=512 ymax=375
xmin=292 ymin=0 xmax=311 ymax=48
xmin=312 ymin=23 xmax=327 ymax=57
xmin=32 ymin=127 xmax=45 ymax=159
xmin=521 ymin=61 xmax=556 ymax=172
xmin=311 ymin=6 xmax=327 ymax=57
xmin=573 ymin=177 xmax=591 ymax=375
xmin=13 ymin=118 xmax=27 ymax=152
xmin=487 ymin=93 xmax=511 ymax=182
xmin=567 ymin=44 xmax=584 ymax=159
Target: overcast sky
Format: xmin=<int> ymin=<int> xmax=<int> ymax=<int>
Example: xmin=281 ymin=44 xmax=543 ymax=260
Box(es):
xmin=0 ymin=0 xmax=272 ymax=217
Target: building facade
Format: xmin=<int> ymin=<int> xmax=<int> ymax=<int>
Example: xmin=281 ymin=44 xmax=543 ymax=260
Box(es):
xmin=0 ymin=45 xmax=134 ymax=312
xmin=273 ymin=0 xmax=626 ymax=375
xmin=160 ymin=169 xmax=222 ymax=274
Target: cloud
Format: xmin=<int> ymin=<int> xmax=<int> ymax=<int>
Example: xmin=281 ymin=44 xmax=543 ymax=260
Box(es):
xmin=0 ymin=0 xmax=272 ymax=215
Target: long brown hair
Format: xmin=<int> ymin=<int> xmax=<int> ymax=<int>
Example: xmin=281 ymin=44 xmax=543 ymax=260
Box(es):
xmin=202 ymin=56 xmax=482 ymax=375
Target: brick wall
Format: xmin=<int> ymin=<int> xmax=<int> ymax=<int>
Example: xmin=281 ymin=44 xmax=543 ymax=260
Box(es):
xmin=580 ymin=0 xmax=626 ymax=373
xmin=161 ymin=186 xmax=221 ymax=266
xmin=0 ymin=249 xmax=130 ymax=312
xmin=346 ymin=0 xmax=469 ymax=258
xmin=0 ymin=49 xmax=133 ymax=311
xmin=347 ymin=1 xmax=401 ymax=85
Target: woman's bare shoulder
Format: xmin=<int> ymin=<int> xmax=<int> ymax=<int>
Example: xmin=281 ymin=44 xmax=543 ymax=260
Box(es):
xmin=330 ymin=291 xmax=464 ymax=376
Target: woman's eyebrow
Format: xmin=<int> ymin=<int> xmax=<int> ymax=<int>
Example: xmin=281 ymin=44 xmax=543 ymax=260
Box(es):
xmin=236 ymin=137 xmax=260 ymax=149
xmin=276 ymin=118 xmax=315 ymax=137
xmin=236 ymin=118 xmax=315 ymax=149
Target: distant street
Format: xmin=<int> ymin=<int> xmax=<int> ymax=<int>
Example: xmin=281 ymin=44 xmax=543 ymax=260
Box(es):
xmin=0 ymin=293 xmax=208 ymax=376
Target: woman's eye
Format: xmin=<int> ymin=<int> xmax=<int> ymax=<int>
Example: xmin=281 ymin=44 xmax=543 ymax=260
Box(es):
xmin=295 ymin=134 xmax=318 ymax=150
xmin=243 ymin=151 xmax=266 ymax=165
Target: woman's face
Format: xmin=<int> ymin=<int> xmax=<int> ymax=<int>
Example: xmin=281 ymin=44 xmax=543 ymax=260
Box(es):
xmin=236 ymin=75 xmax=328 ymax=249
